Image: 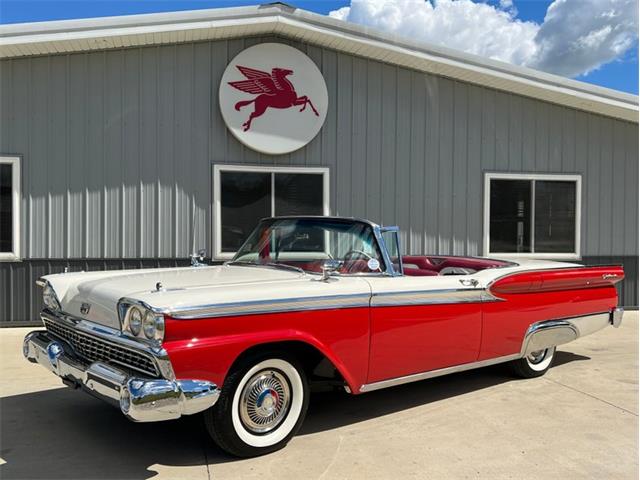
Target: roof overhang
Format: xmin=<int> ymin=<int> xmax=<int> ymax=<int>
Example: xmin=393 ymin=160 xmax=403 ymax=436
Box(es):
xmin=0 ymin=3 xmax=637 ymax=123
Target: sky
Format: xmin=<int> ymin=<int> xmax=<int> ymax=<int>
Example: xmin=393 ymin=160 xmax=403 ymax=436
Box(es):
xmin=0 ymin=0 xmax=637 ymax=94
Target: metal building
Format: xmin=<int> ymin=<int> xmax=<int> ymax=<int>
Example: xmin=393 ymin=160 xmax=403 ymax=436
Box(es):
xmin=0 ymin=3 xmax=638 ymax=325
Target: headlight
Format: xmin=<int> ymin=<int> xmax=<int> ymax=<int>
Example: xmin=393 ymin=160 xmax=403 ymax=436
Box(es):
xmin=128 ymin=307 xmax=143 ymax=336
xmin=43 ymin=284 xmax=62 ymax=311
xmin=123 ymin=303 xmax=165 ymax=343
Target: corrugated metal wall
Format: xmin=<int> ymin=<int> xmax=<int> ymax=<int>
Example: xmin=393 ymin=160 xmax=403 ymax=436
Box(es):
xmin=0 ymin=35 xmax=638 ymax=323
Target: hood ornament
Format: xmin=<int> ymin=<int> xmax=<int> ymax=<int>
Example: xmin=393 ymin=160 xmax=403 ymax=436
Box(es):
xmin=155 ymin=282 xmax=165 ymax=292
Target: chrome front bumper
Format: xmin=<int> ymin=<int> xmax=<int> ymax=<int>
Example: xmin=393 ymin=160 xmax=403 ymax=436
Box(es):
xmin=23 ymin=330 xmax=220 ymax=422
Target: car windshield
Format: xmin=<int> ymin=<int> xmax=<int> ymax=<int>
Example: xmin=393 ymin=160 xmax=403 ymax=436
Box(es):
xmin=231 ymin=218 xmax=384 ymax=274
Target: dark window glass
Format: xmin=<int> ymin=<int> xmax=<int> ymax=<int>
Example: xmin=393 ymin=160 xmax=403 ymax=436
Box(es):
xmin=220 ymin=172 xmax=271 ymax=252
xmin=489 ymin=179 xmax=532 ymax=253
xmin=0 ymin=164 xmax=12 ymax=253
xmin=274 ymin=173 xmax=323 ymax=216
xmin=534 ymin=181 xmax=576 ymax=253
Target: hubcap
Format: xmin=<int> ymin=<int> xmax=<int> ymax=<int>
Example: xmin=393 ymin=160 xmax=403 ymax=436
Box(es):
xmin=528 ymin=349 xmax=547 ymax=364
xmin=239 ymin=370 xmax=291 ymax=434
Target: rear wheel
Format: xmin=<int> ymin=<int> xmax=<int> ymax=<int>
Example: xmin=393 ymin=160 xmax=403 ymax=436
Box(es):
xmin=204 ymin=353 xmax=309 ymax=457
xmin=510 ymin=346 xmax=556 ymax=378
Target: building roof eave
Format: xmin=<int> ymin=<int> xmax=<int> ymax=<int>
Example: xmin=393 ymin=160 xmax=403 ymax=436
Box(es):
xmin=0 ymin=3 xmax=637 ymax=123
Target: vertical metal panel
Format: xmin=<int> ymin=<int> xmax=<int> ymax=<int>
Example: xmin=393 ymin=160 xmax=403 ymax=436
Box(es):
xmin=466 ymin=85 xmax=483 ymax=256
xmin=350 ymin=56 xmax=367 ymax=219
xmin=395 ymin=67 xmax=411 ymax=252
xmin=437 ymin=77 xmax=453 ymax=255
xmin=0 ymin=35 xmax=638 ymax=323
xmin=408 ymin=70 xmax=425 ymax=255
xmin=67 ymin=53 xmax=87 ymax=258
xmin=365 ymin=60 xmax=382 ymax=223
xmin=623 ymin=122 xmax=639 ymax=256
xmin=452 ymin=81 xmax=468 ymax=255
xmin=379 ymin=63 xmax=396 ymax=226
xmin=86 ymin=52 xmax=105 ymax=257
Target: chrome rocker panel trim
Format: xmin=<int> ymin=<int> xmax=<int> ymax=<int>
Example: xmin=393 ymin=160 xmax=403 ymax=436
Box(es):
xmin=23 ymin=330 xmax=220 ymax=422
xmin=359 ymin=308 xmax=623 ymax=393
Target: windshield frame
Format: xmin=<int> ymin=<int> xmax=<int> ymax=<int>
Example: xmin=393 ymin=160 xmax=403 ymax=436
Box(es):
xmin=228 ymin=216 xmax=401 ymax=277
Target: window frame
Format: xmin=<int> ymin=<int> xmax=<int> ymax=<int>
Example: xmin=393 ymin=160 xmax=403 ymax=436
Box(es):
xmin=0 ymin=155 xmax=21 ymax=261
xmin=213 ymin=164 xmax=330 ymax=259
xmin=483 ymin=172 xmax=582 ymax=260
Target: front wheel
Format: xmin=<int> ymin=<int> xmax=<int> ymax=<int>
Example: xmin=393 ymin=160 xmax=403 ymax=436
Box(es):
xmin=509 ymin=346 xmax=556 ymax=378
xmin=204 ymin=354 xmax=309 ymax=457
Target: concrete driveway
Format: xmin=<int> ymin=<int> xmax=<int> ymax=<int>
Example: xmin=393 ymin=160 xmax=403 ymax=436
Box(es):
xmin=1 ymin=313 xmax=637 ymax=479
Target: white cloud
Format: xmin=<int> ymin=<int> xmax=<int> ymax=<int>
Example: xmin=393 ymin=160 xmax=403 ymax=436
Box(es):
xmin=531 ymin=0 xmax=638 ymax=77
xmin=329 ymin=0 xmax=638 ymax=78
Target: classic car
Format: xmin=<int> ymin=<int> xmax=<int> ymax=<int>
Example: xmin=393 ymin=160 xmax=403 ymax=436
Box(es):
xmin=24 ymin=216 xmax=624 ymax=457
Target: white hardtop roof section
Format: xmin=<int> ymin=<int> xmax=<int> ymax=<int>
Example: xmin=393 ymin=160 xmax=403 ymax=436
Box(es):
xmin=0 ymin=2 xmax=637 ymax=123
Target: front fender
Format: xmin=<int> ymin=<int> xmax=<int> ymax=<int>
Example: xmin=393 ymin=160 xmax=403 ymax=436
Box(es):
xmin=162 ymin=308 xmax=370 ymax=394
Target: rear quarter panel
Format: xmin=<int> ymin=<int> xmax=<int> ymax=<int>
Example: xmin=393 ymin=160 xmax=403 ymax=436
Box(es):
xmin=479 ymin=266 xmax=622 ymax=360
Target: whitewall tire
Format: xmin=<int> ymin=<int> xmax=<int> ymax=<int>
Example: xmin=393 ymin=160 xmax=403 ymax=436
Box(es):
xmin=204 ymin=353 xmax=309 ymax=457
xmin=510 ymin=346 xmax=556 ymax=378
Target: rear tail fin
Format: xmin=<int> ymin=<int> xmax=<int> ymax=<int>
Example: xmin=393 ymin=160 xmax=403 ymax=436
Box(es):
xmin=488 ymin=265 xmax=624 ymax=297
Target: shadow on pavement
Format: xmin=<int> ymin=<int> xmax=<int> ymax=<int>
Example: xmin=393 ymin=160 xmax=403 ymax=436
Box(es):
xmin=0 ymin=352 xmax=588 ymax=479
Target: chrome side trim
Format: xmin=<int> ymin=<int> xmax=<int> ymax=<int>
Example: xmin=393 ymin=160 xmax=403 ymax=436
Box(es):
xmin=168 ymin=288 xmax=504 ymax=320
xmin=370 ymin=288 xmax=501 ymax=306
xmin=41 ymin=309 xmax=175 ymax=380
xmin=359 ymin=353 xmax=521 ymax=393
xmin=168 ymin=293 xmax=371 ymax=320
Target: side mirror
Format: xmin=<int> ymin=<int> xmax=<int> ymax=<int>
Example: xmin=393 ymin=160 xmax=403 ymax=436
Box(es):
xmin=320 ymin=259 xmax=342 ymax=281
xmin=190 ymin=249 xmax=207 ymax=267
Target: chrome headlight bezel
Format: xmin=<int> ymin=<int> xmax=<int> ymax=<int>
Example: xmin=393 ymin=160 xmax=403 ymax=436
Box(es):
xmin=119 ymin=300 xmax=165 ymax=344
xmin=42 ymin=282 xmax=62 ymax=312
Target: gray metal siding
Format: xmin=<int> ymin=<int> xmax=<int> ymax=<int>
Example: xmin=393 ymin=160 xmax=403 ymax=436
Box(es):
xmin=0 ymin=35 xmax=638 ymax=323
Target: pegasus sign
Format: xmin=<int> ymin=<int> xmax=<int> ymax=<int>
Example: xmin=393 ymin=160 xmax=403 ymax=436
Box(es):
xmin=219 ymin=43 xmax=329 ymax=155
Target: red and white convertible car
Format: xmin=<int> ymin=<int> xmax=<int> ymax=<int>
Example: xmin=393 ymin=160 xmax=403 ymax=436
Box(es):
xmin=24 ymin=216 xmax=624 ymax=457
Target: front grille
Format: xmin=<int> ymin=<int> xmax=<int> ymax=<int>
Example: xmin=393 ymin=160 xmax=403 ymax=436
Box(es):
xmin=43 ymin=317 xmax=159 ymax=377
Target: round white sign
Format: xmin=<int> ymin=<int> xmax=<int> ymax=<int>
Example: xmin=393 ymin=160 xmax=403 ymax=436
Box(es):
xmin=219 ymin=43 xmax=329 ymax=155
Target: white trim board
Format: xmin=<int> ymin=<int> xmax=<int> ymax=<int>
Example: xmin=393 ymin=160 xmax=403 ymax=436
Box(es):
xmin=0 ymin=156 xmax=21 ymax=261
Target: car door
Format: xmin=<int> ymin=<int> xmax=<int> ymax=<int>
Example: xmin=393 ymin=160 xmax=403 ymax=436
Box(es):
xmin=364 ymin=274 xmax=483 ymax=384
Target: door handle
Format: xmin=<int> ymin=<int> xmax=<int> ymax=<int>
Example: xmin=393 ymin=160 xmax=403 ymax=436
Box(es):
xmin=459 ymin=279 xmax=479 ymax=287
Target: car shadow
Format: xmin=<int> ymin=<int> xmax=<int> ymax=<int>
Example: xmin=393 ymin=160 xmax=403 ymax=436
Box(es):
xmin=0 ymin=352 xmax=590 ymax=479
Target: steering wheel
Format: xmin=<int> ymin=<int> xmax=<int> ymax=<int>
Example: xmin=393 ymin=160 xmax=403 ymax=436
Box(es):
xmin=342 ymin=249 xmax=373 ymax=262
xmin=342 ymin=250 xmax=381 ymax=273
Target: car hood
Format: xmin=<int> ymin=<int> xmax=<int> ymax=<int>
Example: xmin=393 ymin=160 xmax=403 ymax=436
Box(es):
xmin=43 ymin=265 xmax=311 ymax=329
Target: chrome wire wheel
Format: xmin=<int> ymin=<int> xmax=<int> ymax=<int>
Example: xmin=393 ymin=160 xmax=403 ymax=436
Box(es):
xmin=239 ymin=369 xmax=291 ymax=435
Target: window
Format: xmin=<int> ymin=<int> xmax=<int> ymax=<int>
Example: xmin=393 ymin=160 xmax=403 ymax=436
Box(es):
xmin=214 ymin=165 xmax=329 ymax=258
xmin=484 ymin=173 xmax=581 ymax=259
xmin=0 ymin=156 xmax=20 ymax=261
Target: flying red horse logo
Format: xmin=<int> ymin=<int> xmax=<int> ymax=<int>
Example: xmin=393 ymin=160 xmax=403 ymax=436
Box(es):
xmin=228 ymin=65 xmax=319 ymax=131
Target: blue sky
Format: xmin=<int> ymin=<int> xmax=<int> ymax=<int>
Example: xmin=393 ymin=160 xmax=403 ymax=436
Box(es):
xmin=0 ymin=0 xmax=637 ymax=94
